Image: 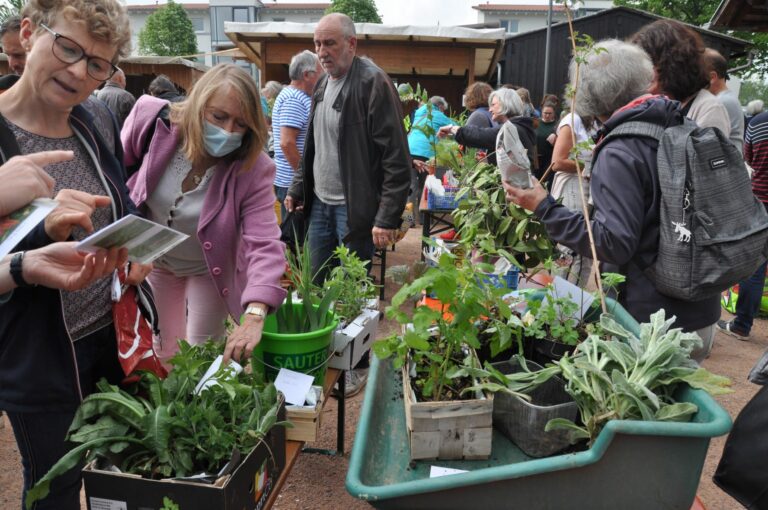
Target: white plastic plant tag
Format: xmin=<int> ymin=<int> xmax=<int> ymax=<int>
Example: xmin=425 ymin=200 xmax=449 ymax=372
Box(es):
xmin=541 ymin=275 xmax=595 ymax=323
xmin=493 ymin=256 xmax=513 ymax=275
xmin=429 ymin=466 xmax=469 ymax=478
xmin=194 ymin=355 xmax=242 ymax=395
xmin=274 ymin=368 xmax=314 ymax=406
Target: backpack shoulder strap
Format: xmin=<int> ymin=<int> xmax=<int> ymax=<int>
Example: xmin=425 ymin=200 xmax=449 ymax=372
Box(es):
xmin=593 ymin=120 xmax=666 ymax=161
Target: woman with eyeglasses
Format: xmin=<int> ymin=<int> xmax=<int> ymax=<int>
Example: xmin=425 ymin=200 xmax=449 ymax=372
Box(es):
xmin=0 ymin=1 xmax=152 ymax=508
xmin=122 ymin=63 xmax=287 ymax=368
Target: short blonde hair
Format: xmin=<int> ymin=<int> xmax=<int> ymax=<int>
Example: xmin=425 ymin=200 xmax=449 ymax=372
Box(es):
xmin=22 ymin=0 xmax=131 ymax=61
xmin=170 ymin=63 xmax=267 ymax=169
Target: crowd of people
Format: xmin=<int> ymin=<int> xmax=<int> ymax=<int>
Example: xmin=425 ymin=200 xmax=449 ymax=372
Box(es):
xmin=0 ymin=1 xmax=766 ymax=507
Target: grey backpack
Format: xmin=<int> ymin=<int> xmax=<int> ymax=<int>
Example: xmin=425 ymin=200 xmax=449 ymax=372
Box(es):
xmin=600 ymin=119 xmax=768 ymax=301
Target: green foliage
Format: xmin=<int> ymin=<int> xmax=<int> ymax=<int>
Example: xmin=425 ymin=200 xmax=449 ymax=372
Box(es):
xmin=452 ymin=163 xmax=554 ymax=268
xmin=26 ymin=341 xmax=287 ymax=509
xmin=374 ymin=253 xmax=519 ymax=402
xmin=613 ymin=0 xmax=768 ymax=79
xmin=323 ymin=245 xmax=377 ymax=325
xmin=161 ymin=497 xmax=180 ymax=510
xmin=0 ymin=0 xmax=23 ymax=23
xmin=740 ymin=79 xmax=768 ymax=105
xmin=523 ymin=294 xmax=583 ymax=346
xmin=485 ymin=310 xmax=732 ymax=446
xmin=325 ymin=0 xmax=382 ymax=23
xmin=138 ymin=0 xmax=198 ymax=58
xmin=276 ymin=241 xmax=339 ymax=333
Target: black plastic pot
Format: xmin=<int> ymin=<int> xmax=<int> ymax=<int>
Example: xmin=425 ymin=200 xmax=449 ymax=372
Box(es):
xmin=491 ymin=358 xmax=577 ymax=458
xmin=530 ymin=337 xmax=577 ymax=365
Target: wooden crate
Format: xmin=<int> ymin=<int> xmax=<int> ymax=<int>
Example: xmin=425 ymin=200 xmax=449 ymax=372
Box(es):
xmin=402 ymin=366 xmax=493 ymax=460
xmin=285 ymin=389 xmax=323 ymax=442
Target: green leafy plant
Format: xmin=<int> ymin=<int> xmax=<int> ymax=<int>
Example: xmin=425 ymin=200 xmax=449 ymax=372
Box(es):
xmin=276 ymin=241 xmax=339 ymax=333
xmin=452 ymin=162 xmax=554 ymax=268
xmin=477 ymin=310 xmax=732 ymax=446
xmin=374 ymin=252 xmax=520 ymax=402
xmin=161 ymin=497 xmax=180 ymax=510
xmin=523 ymin=294 xmax=584 ymax=346
xmin=26 ymin=341 xmax=288 ymax=509
xmin=323 ymin=245 xmax=377 ymax=325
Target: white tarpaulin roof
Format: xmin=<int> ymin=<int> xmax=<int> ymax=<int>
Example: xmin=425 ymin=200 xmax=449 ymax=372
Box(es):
xmin=224 ymin=22 xmax=506 ymax=79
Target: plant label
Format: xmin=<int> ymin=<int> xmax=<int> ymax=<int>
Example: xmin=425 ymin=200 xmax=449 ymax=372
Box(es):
xmin=542 ymin=276 xmax=595 ymax=323
xmin=429 ymin=466 xmax=469 ymax=478
xmin=194 ymin=355 xmax=243 ymax=395
xmin=274 ymin=368 xmax=314 ymax=406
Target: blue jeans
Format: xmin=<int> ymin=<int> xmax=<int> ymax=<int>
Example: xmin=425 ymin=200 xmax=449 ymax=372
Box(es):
xmin=7 ymin=325 xmax=123 ymax=510
xmin=307 ymin=197 xmax=374 ymax=285
xmin=734 ymin=259 xmax=768 ymax=335
xmin=274 ymin=185 xmax=288 ymax=225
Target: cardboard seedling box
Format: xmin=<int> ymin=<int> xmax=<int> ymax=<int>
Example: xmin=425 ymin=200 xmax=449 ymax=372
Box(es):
xmin=329 ymin=301 xmax=380 ymax=371
xmin=83 ymin=401 xmax=286 ymax=510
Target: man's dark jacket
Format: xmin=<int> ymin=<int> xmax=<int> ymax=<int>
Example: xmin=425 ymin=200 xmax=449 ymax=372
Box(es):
xmin=288 ymin=57 xmax=411 ymax=242
xmin=534 ymin=96 xmax=720 ymax=332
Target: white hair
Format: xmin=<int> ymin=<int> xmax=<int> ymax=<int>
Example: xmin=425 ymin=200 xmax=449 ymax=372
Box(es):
xmin=747 ymin=99 xmax=764 ymax=117
xmin=489 ymin=88 xmax=524 ymax=118
xmin=289 ymin=50 xmax=319 ymax=81
xmin=569 ymin=39 xmax=654 ymax=118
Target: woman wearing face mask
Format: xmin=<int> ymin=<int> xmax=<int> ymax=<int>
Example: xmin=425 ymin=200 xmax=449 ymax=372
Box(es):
xmin=123 ymin=63 xmax=287 ymax=366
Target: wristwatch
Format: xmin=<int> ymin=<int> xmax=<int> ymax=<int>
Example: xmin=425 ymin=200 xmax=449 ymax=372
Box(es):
xmin=245 ymin=305 xmax=267 ymax=320
xmin=10 ymin=252 xmax=33 ymax=288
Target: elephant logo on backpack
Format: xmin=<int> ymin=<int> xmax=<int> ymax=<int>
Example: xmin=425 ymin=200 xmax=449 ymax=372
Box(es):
xmin=672 ymin=221 xmax=691 ymax=243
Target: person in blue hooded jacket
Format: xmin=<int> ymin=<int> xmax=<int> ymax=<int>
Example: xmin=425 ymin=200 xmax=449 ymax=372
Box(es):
xmin=504 ymin=39 xmax=720 ymax=363
xmin=407 ymin=95 xmax=455 ymax=215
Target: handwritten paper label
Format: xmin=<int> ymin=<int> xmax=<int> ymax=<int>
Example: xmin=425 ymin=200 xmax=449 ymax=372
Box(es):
xmin=274 ymin=368 xmax=314 ymax=406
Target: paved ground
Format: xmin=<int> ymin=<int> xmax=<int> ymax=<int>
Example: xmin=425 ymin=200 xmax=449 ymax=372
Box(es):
xmin=1 ymin=226 xmax=765 ymax=509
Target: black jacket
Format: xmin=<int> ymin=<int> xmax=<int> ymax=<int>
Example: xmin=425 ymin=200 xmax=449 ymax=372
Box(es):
xmin=288 ymin=57 xmax=411 ymax=242
xmin=456 ymin=116 xmax=536 ymax=166
xmin=533 ymin=96 xmax=720 ymax=331
xmin=0 ymin=105 xmax=144 ymax=413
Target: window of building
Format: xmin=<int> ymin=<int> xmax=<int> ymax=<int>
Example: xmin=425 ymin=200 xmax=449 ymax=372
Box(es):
xmin=233 ymin=7 xmax=249 ymax=23
xmin=499 ymin=19 xmax=519 ymax=33
xmin=189 ymin=16 xmax=205 ymax=32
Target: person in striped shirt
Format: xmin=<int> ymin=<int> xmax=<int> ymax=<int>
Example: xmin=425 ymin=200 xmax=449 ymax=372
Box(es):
xmin=272 ymin=50 xmax=323 ymax=222
xmin=718 ymin=111 xmax=768 ymax=339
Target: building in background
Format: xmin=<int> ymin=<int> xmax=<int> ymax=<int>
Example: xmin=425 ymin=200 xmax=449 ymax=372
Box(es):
xmin=472 ymin=3 xmax=611 ymax=34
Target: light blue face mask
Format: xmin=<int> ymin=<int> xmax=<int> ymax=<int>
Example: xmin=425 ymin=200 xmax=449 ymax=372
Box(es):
xmin=203 ymin=120 xmax=244 ymax=158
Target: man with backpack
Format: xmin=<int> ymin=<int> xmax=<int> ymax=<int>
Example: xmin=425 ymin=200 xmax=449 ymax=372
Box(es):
xmin=504 ymin=39 xmax=768 ymax=362
xmin=717 ymin=111 xmax=768 ymax=340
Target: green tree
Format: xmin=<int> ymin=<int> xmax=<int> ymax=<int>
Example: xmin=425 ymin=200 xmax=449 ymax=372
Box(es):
xmin=138 ymin=0 xmax=198 ymax=58
xmin=325 ymin=0 xmax=382 ymax=23
xmin=0 ymin=0 xmax=24 ymax=24
xmin=739 ymin=79 xmax=768 ymax=105
xmin=614 ymin=0 xmax=768 ymax=79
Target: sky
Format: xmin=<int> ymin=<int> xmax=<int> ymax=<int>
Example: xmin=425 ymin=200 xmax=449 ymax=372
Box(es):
xmin=123 ymin=0 xmax=491 ymax=26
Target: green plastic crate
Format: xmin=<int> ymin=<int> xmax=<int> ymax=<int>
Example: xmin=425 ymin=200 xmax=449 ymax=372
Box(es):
xmin=346 ymin=301 xmax=732 ymax=510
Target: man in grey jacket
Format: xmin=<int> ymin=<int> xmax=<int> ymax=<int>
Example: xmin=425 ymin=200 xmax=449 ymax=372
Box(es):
xmin=286 ymin=13 xmax=411 ymax=395
xmin=97 ymin=68 xmax=135 ymax=128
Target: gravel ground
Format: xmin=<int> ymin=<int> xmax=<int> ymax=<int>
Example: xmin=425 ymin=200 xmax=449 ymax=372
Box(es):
xmin=1 ymin=226 xmax=765 ymax=510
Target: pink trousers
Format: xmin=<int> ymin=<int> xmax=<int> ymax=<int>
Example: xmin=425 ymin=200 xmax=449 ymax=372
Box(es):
xmin=148 ymin=267 xmax=229 ymax=363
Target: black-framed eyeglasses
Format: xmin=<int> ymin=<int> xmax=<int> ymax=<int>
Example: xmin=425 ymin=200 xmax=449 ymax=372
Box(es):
xmin=40 ymin=23 xmax=117 ymax=81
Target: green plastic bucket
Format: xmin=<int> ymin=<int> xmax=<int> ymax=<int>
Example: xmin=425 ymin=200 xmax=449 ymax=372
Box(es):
xmin=254 ymin=303 xmax=338 ymax=385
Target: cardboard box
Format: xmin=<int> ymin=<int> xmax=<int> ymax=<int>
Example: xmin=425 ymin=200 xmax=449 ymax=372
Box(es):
xmin=328 ymin=307 xmax=380 ymax=371
xmin=285 ymin=387 xmax=323 ymax=442
xmin=83 ymin=401 xmax=287 ymax=510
